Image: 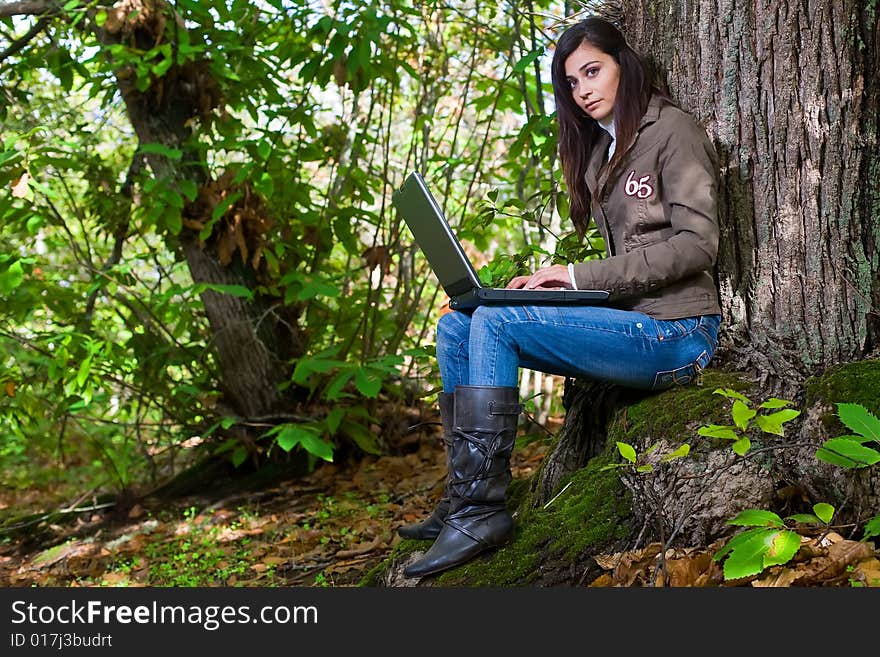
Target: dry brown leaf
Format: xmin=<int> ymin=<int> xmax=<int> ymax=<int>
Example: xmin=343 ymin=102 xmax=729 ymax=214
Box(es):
xmin=335 ymin=537 xmax=384 ymax=559
xmin=588 ymin=573 xmax=614 ymax=587
xmin=656 ymin=552 xmax=719 ymax=587
xmin=100 ymin=572 xmax=130 ymax=586
xmin=11 ymin=172 xmax=29 ymax=198
xmin=752 ymin=568 xmax=801 ymax=587
xmin=850 ymin=558 xmax=880 ymax=587
xmin=263 ymin=556 xmax=287 ymax=566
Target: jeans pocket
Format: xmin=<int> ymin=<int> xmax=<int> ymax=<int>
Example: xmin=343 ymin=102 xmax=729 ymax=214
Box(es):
xmin=654 ymin=317 xmax=700 ymax=340
xmin=652 ymin=349 xmax=711 ymax=390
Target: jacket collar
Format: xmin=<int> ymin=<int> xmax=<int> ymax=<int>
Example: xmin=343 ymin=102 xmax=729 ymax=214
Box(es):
xmin=586 ymin=93 xmax=665 ymax=193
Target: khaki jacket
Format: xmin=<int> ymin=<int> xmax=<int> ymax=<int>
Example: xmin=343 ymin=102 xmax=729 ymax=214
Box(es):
xmin=570 ymin=95 xmax=722 ymax=320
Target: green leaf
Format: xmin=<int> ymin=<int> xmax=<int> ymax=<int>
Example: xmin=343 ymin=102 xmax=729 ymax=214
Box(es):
xmin=759 ymin=398 xmax=793 ymax=409
xmin=785 ymin=514 xmax=822 ymax=525
xmin=862 ymin=516 xmax=880 ymax=542
xmin=325 ymin=407 xmax=345 ymax=434
xmin=713 ymin=388 xmax=751 ymax=404
xmin=75 ymin=356 xmax=92 ymax=388
xmin=713 ymin=526 xmax=765 ymax=561
xmin=732 ymin=400 xmax=757 ymax=430
xmin=732 ymin=437 xmax=751 ymax=456
xmin=164 ymin=207 xmax=182 ymax=235
xmin=298 ymin=433 xmax=334 ymax=462
xmin=340 ymin=419 xmax=381 ymax=455
xmin=195 ymin=283 xmax=254 ymax=300
xmin=138 ymin=143 xmax=183 ymax=160
xmin=324 ymin=370 xmax=355 ymax=401
xmin=513 ymin=48 xmax=543 ymax=73
xmin=720 ymin=528 xmax=777 ymax=579
xmin=726 ymin=509 xmax=784 ymax=528
xmin=763 ymin=530 xmax=801 ymax=568
xmin=273 ymin=423 xmax=332 ymax=461
xmin=697 ymin=425 xmax=739 ymax=440
xmin=179 ymin=179 xmax=198 ymax=202
xmin=616 ymin=441 xmax=637 ymax=463
xmin=755 ymin=409 xmax=800 ymax=436
xmin=813 ymin=502 xmax=835 ymax=524
xmin=292 ymin=356 xmax=346 ymax=385
xmin=0 ymin=260 xmax=24 ymax=294
xmin=354 ymin=368 xmax=382 ymax=398
xmin=834 ymin=434 xmax=878 ymax=445
xmin=296 ymin=277 xmax=340 ymax=301
xmin=635 ymin=464 xmax=654 ymax=473
xmin=816 ymin=438 xmax=880 ymax=469
xmin=662 ymin=443 xmax=690 ymax=462
xmin=231 ymin=446 xmax=248 ymax=468
xmin=836 ymin=403 xmax=880 ymax=443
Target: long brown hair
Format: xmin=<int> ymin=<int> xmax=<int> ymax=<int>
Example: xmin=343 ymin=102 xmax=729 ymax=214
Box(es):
xmin=551 ymin=17 xmax=667 ymax=236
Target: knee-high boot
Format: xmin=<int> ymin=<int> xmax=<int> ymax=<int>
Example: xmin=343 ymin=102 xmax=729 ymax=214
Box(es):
xmin=403 ymin=385 xmax=521 ymax=578
xmin=397 ymin=392 xmax=455 ymax=540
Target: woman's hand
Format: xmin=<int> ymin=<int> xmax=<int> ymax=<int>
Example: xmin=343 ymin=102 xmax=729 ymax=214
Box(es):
xmin=506 ymin=264 xmax=572 ymax=289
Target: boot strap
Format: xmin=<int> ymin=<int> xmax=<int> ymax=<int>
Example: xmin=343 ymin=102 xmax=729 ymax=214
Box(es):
xmin=488 ymin=401 xmax=523 ymax=416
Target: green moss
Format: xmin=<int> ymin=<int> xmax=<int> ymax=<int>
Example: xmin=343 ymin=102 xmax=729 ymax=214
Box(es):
xmin=804 ymin=358 xmax=880 ymax=432
xmin=432 ymin=455 xmax=632 ymax=586
xmin=805 ymin=358 xmax=880 ymax=413
xmin=609 ymin=370 xmax=752 ymax=451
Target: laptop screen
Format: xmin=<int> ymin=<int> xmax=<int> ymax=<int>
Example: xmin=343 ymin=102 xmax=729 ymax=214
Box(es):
xmin=392 ymin=172 xmax=484 ymax=298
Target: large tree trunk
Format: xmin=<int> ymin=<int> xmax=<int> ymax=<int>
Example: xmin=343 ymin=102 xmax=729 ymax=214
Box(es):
xmin=623 ymin=0 xmax=880 ymax=385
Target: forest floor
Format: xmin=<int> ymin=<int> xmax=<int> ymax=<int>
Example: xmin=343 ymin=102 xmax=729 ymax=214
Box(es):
xmin=3 ymin=404 xmax=878 ymax=588
xmin=0 ymin=406 xmax=552 ymax=588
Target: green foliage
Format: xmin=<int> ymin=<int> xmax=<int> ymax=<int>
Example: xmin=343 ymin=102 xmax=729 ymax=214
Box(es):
xmin=815 ymin=403 xmax=880 ymax=468
xmin=712 ymin=504 xmax=835 ymax=580
xmin=697 ymin=389 xmax=800 ymax=455
xmin=602 ymin=439 xmax=690 ymax=474
xmin=0 ymin=0 xmax=574 ymax=496
xmin=712 ymin=401 xmax=880 ymax=581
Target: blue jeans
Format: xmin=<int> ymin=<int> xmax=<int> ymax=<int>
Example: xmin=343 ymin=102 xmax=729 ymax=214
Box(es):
xmin=436 ymin=305 xmax=721 ymax=393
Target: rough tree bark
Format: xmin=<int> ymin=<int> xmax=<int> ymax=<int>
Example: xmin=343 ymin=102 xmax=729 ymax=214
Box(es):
xmin=624 ymin=0 xmax=880 ymax=385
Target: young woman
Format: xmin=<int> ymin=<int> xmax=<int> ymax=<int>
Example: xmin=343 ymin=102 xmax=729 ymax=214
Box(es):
xmin=401 ymin=16 xmax=723 ymax=578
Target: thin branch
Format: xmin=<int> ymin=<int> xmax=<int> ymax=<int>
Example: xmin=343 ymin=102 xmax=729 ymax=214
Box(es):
xmin=0 ymin=15 xmax=49 ymax=63
xmin=0 ymin=0 xmax=57 ymax=18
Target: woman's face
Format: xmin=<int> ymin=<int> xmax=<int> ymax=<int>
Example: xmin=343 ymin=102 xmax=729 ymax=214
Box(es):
xmin=564 ymin=41 xmax=620 ymax=122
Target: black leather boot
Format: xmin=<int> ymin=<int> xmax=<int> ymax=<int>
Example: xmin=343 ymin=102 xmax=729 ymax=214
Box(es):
xmin=397 ymin=392 xmax=455 ymax=540
xmin=403 ymin=385 xmax=521 ymax=578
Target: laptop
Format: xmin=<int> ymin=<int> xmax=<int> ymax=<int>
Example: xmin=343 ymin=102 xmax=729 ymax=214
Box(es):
xmin=392 ymin=171 xmax=610 ymax=311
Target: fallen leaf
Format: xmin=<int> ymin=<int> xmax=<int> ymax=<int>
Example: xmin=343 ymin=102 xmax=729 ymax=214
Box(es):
xmin=335 ymin=537 xmax=384 ymax=559
xmin=11 ymin=172 xmax=29 ymax=198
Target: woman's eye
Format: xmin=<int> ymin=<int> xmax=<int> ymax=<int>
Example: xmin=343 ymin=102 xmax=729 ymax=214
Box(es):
xmin=586 ymin=67 xmax=599 ymax=77
xmin=568 ymin=78 xmax=576 ymax=88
